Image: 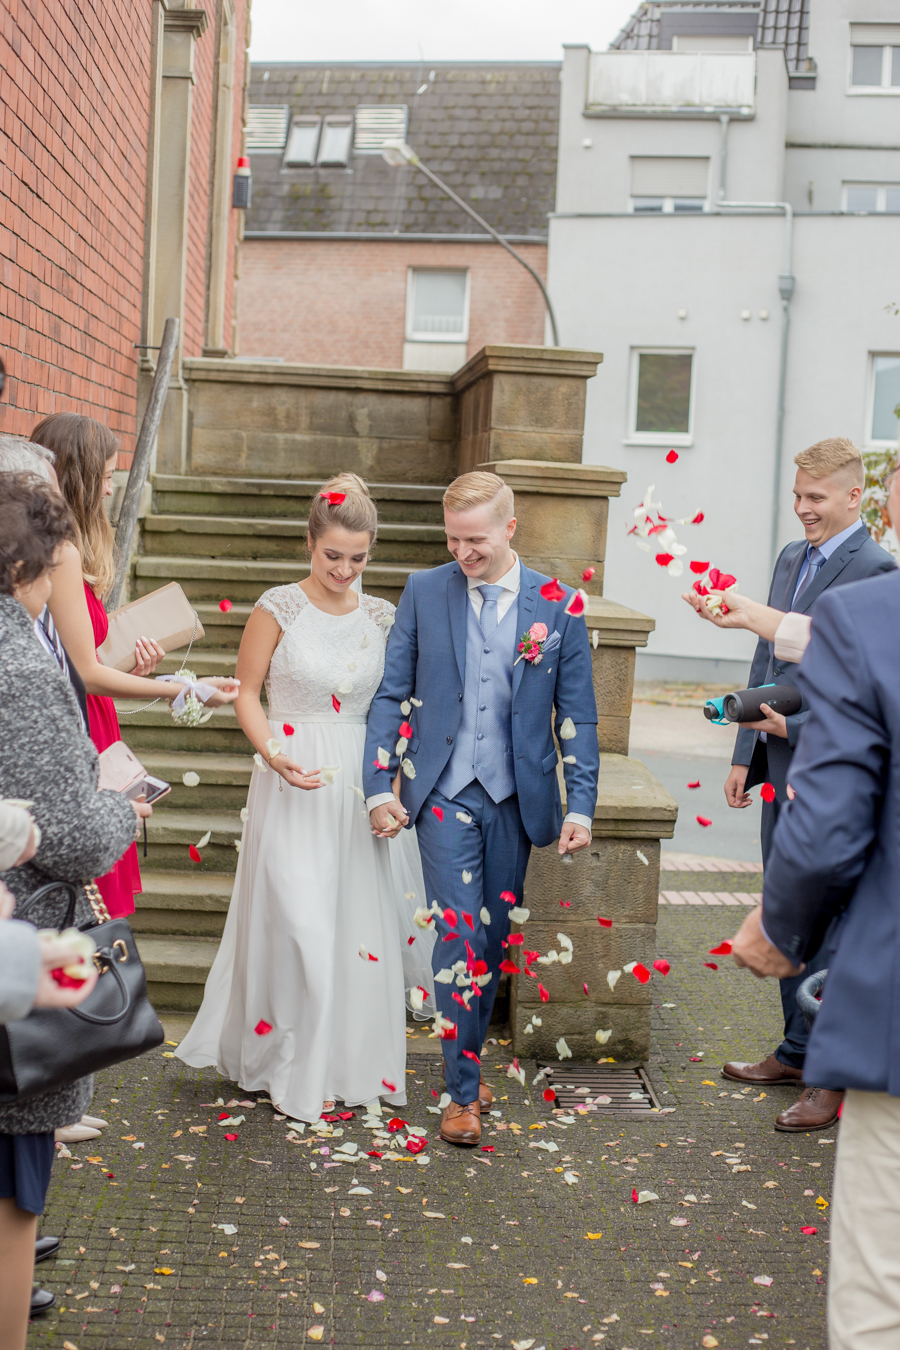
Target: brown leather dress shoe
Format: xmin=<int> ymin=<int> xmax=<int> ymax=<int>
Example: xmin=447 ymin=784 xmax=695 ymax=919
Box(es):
xmin=439 ymin=1099 xmax=481 ymax=1147
xmin=722 ymin=1054 xmax=804 ymax=1086
xmin=442 ymin=1065 xmax=492 ymax=1111
xmin=774 ymin=1086 xmax=843 ymax=1132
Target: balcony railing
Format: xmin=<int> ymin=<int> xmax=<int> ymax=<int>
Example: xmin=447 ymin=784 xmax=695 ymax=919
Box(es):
xmin=588 ymin=51 xmax=756 ymax=113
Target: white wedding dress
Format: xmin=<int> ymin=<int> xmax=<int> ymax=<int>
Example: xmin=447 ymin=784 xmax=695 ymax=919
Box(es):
xmin=177 ymin=583 xmax=435 ymax=1122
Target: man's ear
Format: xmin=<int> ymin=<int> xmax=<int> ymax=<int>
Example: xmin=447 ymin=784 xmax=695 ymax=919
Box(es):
xmin=506 ymin=516 xmax=517 ymax=541
xmin=849 ymin=485 xmax=863 ymax=509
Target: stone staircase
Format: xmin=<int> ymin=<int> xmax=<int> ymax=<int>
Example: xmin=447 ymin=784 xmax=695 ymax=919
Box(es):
xmin=119 ymin=474 xmax=446 ymax=1010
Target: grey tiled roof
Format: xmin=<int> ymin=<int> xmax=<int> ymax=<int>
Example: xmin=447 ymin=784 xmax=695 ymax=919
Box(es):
xmin=610 ymin=0 xmax=810 ymax=74
xmin=245 ymin=62 xmax=560 ymax=239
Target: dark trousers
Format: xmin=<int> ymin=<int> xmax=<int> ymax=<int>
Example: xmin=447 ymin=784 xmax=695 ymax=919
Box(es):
xmin=415 ymin=781 xmax=532 ymax=1105
xmin=762 ymin=796 xmax=829 ymax=1072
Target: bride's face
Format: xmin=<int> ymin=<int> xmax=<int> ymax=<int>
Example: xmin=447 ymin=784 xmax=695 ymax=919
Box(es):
xmin=309 ymin=526 xmax=371 ymax=593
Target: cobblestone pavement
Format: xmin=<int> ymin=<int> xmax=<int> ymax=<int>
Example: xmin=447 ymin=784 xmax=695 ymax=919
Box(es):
xmin=30 ymin=900 xmax=831 ymax=1350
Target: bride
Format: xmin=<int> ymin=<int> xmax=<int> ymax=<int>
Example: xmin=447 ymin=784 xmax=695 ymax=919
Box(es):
xmin=177 ymin=474 xmax=434 ymax=1121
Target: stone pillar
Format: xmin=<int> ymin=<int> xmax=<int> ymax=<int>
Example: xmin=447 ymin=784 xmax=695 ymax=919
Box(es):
xmin=478 ymin=459 xmax=625 ymax=596
xmin=453 ymin=345 xmax=603 ymax=474
xmin=586 ymin=596 xmax=655 ymax=754
xmin=512 ymin=756 xmax=677 ymax=1061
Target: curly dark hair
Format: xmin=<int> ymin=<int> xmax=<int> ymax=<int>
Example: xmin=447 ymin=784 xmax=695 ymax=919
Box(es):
xmin=0 ymin=472 xmax=76 ymax=595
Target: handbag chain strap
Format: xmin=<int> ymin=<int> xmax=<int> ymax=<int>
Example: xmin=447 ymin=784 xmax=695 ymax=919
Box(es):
xmin=119 ymin=610 xmax=199 ymax=716
xmin=84 ymin=881 xmax=112 ymax=925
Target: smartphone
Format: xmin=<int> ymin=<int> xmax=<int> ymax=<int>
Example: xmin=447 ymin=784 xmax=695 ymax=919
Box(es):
xmin=124 ymin=775 xmax=171 ymax=806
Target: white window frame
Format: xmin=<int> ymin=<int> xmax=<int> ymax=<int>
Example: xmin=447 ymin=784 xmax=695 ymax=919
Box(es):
xmin=625 ymin=347 xmax=696 ymax=447
xmin=842 ymin=182 xmax=900 ymax=212
xmin=283 ymin=116 xmax=322 ymax=168
xmin=848 ymin=42 xmax=900 ymax=93
xmin=405 ymin=269 xmax=471 ymax=344
xmin=629 ymin=196 xmax=708 ymax=213
xmin=865 ymin=352 xmax=900 ymax=447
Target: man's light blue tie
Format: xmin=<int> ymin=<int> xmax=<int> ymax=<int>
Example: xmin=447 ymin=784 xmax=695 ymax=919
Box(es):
xmin=793 ymin=546 xmax=825 ymax=608
xmin=477 ymin=584 xmax=505 ymax=636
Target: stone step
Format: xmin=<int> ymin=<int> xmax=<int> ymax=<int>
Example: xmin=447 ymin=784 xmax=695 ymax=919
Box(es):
xmin=157 ymin=649 xmax=240 ymax=678
xmin=141 ymin=807 xmax=241 ymax=874
xmin=115 ymin=701 xmax=250 ymax=754
xmin=191 ymin=602 xmax=254 ymax=650
xmin=133 ymin=870 xmax=232 ymax=938
xmin=133 ymin=555 xmax=420 ymax=606
xmin=142 ymin=513 xmax=447 ymax=564
xmin=138 ymin=934 xmax=219 ymax=1011
xmin=139 ymin=750 xmax=251 ymax=811
xmin=152 ymin=474 xmax=445 ymax=523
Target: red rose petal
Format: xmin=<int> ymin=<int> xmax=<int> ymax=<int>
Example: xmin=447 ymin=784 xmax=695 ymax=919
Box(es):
xmin=406 ymin=1135 xmax=427 ymax=1155
xmin=407 ymin=935 xmax=416 ymax=946
xmin=708 ymin=568 xmax=736 ymax=590
xmin=462 ymin=912 xmax=474 ymax=931
xmin=332 ymin=694 xmax=341 ymax=713
xmin=655 ymin=552 xmax=674 ymax=567
xmin=473 ymin=960 xmax=488 ymax=976
xmin=709 ymin=941 xmax=732 ymax=955
xmin=692 ymin=580 xmax=710 ymax=596
xmin=696 ymin=816 xmax=712 ymax=827
xmin=189 ymin=844 xmax=202 ymax=864
xmin=692 ymin=511 xmax=705 ymax=524
xmin=582 ymin=567 xmax=596 ymax=583
xmin=801 ymin=1226 xmax=818 ymax=1235
xmin=665 ymin=449 xmax=679 ymax=463
xmin=224 ymin=1133 xmax=238 ymax=1141
xmin=631 ymin=1188 xmax=639 ymax=1203
xmin=560 ymin=900 xmax=571 ymax=907
xmin=366 ymin=1150 xmax=383 ymax=1158
xmin=632 ymin=963 xmax=651 ymax=984
xmin=543 ymin=1087 xmax=556 ymax=1103
xmin=218 ymin=598 xmax=233 ymax=612
xmin=538 ymin=983 xmax=550 ymax=1003
xmin=386 ymin=1117 xmax=408 ymax=1132
xmin=689 ymin=560 xmax=709 ymax=574
xmin=582 ymin=982 xmax=589 ymax=995
xmin=368 ymin=953 xmax=379 ymax=962
xmin=451 ymin=992 xmax=471 ymax=1009
xmin=398 ymin=721 xmax=413 ymax=738
xmin=566 ymin=590 xmax=586 ymax=617
xmin=431 ymin=1088 xmax=439 ymax=1098
xmin=704 ymin=962 xmax=719 ymax=970
xmin=440 ymin=1024 xmax=458 ymax=1041
xmin=382 ymin=1079 xmax=397 ymax=1092
xmin=540 ymin=578 xmax=566 ymax=603
xmin=499 ymin=959 xmax=521 ymax=975
xmin=507 ymin=932 xmax=524 ymax=946
xmin=254 ymin=1020 xmax=273 ymax=1036
xmin=597 ymin=917 xmax=612 ymax=928
xmin=500 ymin=891 xmax=517 ymax=905
xmin=761 ymin=782 xmax=776 ymax=803
xmin=320 ymin=491 xmax=347 ymax=505
xmin=432 ymin=806 xmax=444 ymax=821
xmin=49 ymin=968 xmax=87 ymax=988
xmin=218 ymin=1111 xmax=230 ymax=1120
xmin=443 ymin=906 xmax=458 ymax=927
xmin=481 ymin=1145 xmax=496 ymax=1152
xmin=462 ymin=1049 xmax=481 ymax=1064
xmin=687 ymin=780 xmax=701 ymax=788
xmin=653 ymin=958 xmax=670 ymax=975
xmin=338 ymin=1111 xmax=355 ymax=1120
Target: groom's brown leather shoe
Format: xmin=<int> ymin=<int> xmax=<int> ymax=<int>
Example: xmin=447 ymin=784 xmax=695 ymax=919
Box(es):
xmin=774 ymin=1086 xmax=843 ymax=1132
xmin=439 ymin=1099 xmax=481 ymax=1147
xmin=442 ymin=1065 xmax=492 ymax=1111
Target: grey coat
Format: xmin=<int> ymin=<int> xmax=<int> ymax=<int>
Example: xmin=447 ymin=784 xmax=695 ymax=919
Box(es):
xmin=0 ymin=594 xmax=136 ymax=1133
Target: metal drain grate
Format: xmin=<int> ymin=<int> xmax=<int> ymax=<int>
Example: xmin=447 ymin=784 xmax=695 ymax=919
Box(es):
xmin=539 ymin=1062 xmax=665 ymax=1117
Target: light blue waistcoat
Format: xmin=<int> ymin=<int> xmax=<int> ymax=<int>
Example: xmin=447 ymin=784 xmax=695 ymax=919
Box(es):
xmin=437 ymin=594 xmax=519 ymax=804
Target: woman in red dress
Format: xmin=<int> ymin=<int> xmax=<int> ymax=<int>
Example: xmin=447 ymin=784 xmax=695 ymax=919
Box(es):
xmin=31 ymin=413 xmax=239 ymax=918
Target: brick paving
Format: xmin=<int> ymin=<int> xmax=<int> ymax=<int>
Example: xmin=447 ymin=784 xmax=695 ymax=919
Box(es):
xmin=30 ymin=902 xmax=831 ymax=1350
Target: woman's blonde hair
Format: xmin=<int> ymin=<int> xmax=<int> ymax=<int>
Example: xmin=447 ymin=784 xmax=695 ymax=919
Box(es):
xmin=30 ymin=413 xmax=118 ymax=598
xmin=442 ymin=470 xmax=515 ymax=522
xmin=307 ymin=472 xmax=378 ymax=552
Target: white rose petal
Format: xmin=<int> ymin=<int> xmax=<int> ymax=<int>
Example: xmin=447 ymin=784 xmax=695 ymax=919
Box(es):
xmin=480 ymin=907 xmax=491 ymax=925
xmin=556 ymin=1037 xmax=572 ymax=1060
xmin=607 ymin=970 xmax=622 ymax=991
xmin=182 ymin=771 xmax=200 ymax=787
xmin=400 ymin=700 xmax=411 ymax=715
xmin=462 ymin=870 xmax=473 ymax=885
xmin=196 ymin=830 xmax=211 ymax=849
xmin=376 ymin=747 xmax=390 ymax=767
xmin=562 ymin=754 xmax=577 ymax=764
xmin=455 ymin=811 xmax=472 ymax=824
xmin=401 ymin=758 xmax=416 ymax=779
xmin=636 ymin=850 xmax=649 ymax=866
xmin=396 ymin=737 xmax=409 ymax=755
xmin=595 ymin=1028 xmax=612 ymax=1044
xmin=509 ymin=907 xmax=530 ymax=923
xmin=253 ymin=753 xmax=267 ymax=772
xmin=559 ymin=717 xmax=577 ymax=740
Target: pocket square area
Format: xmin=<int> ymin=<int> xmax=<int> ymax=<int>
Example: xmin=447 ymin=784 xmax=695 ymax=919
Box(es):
xmin=542 ymin=631 xmax=562 ymax=653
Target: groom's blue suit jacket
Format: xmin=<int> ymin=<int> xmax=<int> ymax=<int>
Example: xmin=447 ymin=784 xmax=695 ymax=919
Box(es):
xmin=363 ymin=561 xmax=600 ymax=848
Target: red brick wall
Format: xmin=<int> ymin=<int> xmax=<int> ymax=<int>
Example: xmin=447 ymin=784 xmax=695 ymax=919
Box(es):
xmin=238 ymin=238 xmax=549 ymax=368
xmin=184 ymin=16 xmax=215 ymax=362
xmin=0 ymin=0 xmax=152 ymax=452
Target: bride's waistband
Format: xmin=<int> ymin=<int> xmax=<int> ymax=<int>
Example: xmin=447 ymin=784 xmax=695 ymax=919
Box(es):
xmin=267 ymin=711 xmax=368 ymax=725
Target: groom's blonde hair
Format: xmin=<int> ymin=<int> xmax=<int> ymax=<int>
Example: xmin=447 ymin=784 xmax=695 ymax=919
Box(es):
xmin=443 ymin=471 xmax=514 ymax=523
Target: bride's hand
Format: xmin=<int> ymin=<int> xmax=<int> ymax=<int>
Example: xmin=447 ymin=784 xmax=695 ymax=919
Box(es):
xmin=271 ymin=755 xmax=323 ymax=791
xmin=199 ymin=677 xmax=241 ymax=708
xmin=369 ymin=799 xmax=408 ymax=838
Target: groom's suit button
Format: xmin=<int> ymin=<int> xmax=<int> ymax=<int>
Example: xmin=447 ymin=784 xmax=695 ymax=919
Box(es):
xmin=477 ymin=733 xmax=484 ymax=740
xmin=480 ymin=705 xmax=486 ymax=711
xmin=446 ymin=735 xmax=453 ymax=744
xmin=483 ymin=648 xmax=490 ymax=654
xmin=458 ymin=692 xmax=463 ymax=700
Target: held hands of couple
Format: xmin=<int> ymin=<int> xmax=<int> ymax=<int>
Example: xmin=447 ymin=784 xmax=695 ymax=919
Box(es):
xmin=369 ymin=799 xmax=409 ymax=838
xmin=730 ymin=905 xmax=802 ymax=980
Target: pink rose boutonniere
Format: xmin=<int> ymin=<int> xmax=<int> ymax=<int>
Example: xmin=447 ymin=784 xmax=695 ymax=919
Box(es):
xmin=515 ymin=621 xmax=549 ymax=666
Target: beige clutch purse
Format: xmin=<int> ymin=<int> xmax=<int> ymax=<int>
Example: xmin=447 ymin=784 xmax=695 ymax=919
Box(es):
xmin=98 ymin=583 xmax=204 ymax=672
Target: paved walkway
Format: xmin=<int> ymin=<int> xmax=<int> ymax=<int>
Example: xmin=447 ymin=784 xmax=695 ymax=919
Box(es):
xmin=30 ymin=901 xmax=830 ymax=1350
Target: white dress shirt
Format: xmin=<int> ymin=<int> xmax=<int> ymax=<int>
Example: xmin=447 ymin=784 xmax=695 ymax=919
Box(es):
xmin=791 ymin=519 xmax=862 ymax=605
xmin=368 ymin=552 xmax=593 ymax=834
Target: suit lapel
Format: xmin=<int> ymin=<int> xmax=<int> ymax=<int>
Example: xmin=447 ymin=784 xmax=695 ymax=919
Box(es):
xmin=512 ymin=566 xmax=539 ymax=701
xmin=794 ymin=525 xmax=868 ymax=615
xmin=447 ymin=565 xmax=468 ymax=686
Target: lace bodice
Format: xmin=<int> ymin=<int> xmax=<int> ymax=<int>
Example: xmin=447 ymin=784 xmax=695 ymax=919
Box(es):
xmin=256 ymin=584 xmax=395 ymax=717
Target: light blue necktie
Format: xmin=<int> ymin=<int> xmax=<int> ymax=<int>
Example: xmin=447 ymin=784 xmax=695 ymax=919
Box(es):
xmin=477 ymin=584 xmax=505 ymax=636
xmin=793 ymin=546 xmax=825 ymax=608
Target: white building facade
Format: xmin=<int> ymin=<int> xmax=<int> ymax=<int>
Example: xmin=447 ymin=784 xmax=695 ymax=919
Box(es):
xmin=549 ymin=0 xmax=900 ymax=681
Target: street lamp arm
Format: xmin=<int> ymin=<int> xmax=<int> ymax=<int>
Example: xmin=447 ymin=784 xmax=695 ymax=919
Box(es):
xmin=395 ymin=150 xmax=560 ymax=347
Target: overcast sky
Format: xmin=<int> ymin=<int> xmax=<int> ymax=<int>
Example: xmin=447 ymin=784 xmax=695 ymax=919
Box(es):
xmin=249 ymin=0 xmax=639 ymax=65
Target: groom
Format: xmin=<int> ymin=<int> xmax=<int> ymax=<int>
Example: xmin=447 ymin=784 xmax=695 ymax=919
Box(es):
xmin=364 ymin=471 xmax=600 ymax=1147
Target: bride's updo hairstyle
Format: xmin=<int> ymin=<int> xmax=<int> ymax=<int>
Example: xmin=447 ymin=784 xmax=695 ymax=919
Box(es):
xmin=307 ymin=472 xmax=378 ymax=553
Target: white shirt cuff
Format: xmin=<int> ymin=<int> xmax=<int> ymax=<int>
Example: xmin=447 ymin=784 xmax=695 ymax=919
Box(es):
xmin=366 ymin=792 xmax=397 ymax=813
xmin=564 ymin=812 xmax=593 ymax=832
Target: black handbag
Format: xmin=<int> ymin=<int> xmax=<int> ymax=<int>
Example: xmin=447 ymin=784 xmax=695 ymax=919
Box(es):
xmin=0 ymin=880 xmax=164 ymax=1104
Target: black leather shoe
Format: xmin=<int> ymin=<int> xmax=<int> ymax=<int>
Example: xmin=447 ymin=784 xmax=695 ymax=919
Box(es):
xmin=35 ymin=1235 xmax=60 ymax=1263
xmin=30 ymin=1284 xmax=55 ymax=1315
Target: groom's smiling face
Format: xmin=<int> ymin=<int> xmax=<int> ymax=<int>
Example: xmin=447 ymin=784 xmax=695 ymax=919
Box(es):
xmin=444 ymin=502 xmax=517 ymax=584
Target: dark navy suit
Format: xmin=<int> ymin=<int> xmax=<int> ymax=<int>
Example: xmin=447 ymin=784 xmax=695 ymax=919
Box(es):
xmin=363 ymin=560 xmax=599 ymax=1104
xmin=732 ymin=523 xmax=895 ymax=1069
xmin=762 ymin=569 xmax=900 ymax=1094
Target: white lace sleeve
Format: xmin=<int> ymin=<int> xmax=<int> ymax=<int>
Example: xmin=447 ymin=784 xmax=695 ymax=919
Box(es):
xmin=360 ymin=594 xmax=396 ymax=636
xmin=255 ymin=585 xmax=308 ymax=633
